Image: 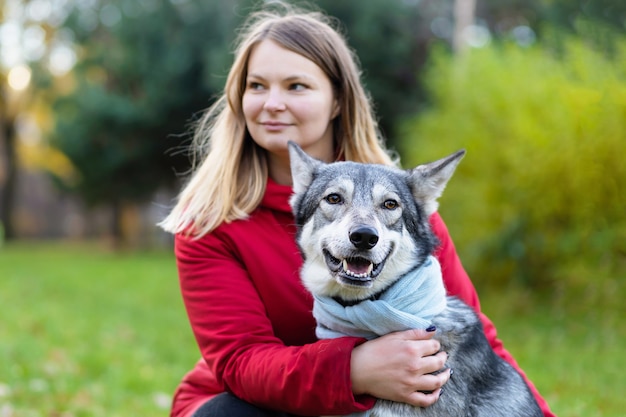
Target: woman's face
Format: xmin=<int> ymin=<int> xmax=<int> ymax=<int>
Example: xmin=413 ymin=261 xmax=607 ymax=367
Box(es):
xmin=242 ymin=39 xmax=339 ymax=184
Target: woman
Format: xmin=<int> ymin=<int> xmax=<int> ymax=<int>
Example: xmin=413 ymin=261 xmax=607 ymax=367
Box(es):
xmin=160 ymin=4 xmax=555 ymax=417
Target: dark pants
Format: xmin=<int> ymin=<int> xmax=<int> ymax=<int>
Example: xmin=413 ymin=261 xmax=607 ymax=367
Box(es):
xmin=192 ymin=392 xmax=296 ymax=417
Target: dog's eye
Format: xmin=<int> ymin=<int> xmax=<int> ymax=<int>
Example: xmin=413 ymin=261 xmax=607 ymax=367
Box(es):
xmin=383 ymin=199 xmax=398 ymax=210
xmin=325 ymin=193 xmax=342 ymax=204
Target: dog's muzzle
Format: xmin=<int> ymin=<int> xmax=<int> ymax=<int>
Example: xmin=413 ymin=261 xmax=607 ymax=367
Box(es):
xmin=323 ymin=249 xmax=388 ymax=287
xmin=321 ymin=225 xmax=390 ymax=287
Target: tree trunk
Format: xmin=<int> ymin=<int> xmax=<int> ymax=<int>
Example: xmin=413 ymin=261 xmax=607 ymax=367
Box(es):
xmin=111 ymin=198 xmax=126 ymax=250
xmin=453 ymin=0 xmax=477 ymax=54
xmin=0 ymin=110 xmax=17 ymax=241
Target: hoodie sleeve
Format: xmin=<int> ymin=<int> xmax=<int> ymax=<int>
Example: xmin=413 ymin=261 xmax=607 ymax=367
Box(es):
xmin=429 ymin=212 xmax=556 ymax=417
xmin=174 ymin=230 xmax=375 ymax=416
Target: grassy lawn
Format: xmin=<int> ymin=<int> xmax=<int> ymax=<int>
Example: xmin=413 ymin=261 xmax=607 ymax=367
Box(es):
xmin=2 ymin=242 xmax=624 ymax=416
xmin=478 ymin=285 xmax=625 ymax=417
xmin=1 ymin=242 xmax=198 ymax=417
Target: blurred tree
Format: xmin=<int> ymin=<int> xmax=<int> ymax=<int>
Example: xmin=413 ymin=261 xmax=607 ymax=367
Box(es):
xmin=47 ymin=0 xmax=253 ymax=245
xmin=313 ymin=0 xmax=455 ymax=141
xmin=544 ymin=0 xmax=626 ymax=31
xmin=0 ymin=0 xmax=18 ymax=240
xmin=478 ymin=0 xmax=625 ymax=53
xmin=399 ymin=35 xmax=626 ymax=295
xmin=312 ymin=0 xmax=615 ymax=139
xmin=0 ymin=81 xmax=17 ymax=240
xmin=0 ymin=0 xmax=42 ymax=241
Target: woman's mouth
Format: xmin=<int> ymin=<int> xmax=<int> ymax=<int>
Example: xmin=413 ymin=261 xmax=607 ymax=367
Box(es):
xmin=261 ymin=121 xmax=290 ymax=131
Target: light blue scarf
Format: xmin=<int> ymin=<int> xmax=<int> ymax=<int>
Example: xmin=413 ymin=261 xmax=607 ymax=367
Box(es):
xmin=313 ymin=255 xmax=447 ymax=340
xmin=312 ymin=255 xmax=447 ymax=417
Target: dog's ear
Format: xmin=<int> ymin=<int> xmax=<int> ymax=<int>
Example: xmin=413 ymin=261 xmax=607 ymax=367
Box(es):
xmin=288 ymin=141 xmax=323 ymax=194
xmin=408 ymin=150 xmax=465 ymax=216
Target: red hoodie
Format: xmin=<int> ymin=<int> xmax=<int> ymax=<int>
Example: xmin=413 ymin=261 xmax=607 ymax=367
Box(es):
xmin=170 ymin=179 xmax=555 ymax=417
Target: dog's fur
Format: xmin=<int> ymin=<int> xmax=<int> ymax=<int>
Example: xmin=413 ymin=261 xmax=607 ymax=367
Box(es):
xmin=288 ymin=142 xmax=542 ymax=417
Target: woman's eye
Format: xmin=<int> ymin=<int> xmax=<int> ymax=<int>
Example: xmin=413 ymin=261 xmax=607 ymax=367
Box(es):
xmin=247 ymin=82 xmax=264 ymax=90
xmin=325 ymin=193 xmax=342 ymax=204
xmin=290 ymin=83 xmax=307 ymax=91
xmin=383 ymin=199 xmax=398 ymax=210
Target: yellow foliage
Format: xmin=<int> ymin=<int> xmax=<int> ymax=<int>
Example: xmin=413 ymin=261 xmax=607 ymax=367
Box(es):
xmin=400 ymin=34 xmax=626 ymax=291
xmin=19 ymin=142 xmax=78 ymax=184
xmin=14 ymin=84 xmax=79 ymax=184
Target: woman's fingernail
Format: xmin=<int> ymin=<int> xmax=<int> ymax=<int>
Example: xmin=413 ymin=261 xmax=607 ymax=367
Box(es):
xmin=449 ymin=368 xmax=454 ymax=377
xmin=426 ymin=325 xmax=437 ymax=332
xmin=439 ymin=387 xmax=444 ymax=397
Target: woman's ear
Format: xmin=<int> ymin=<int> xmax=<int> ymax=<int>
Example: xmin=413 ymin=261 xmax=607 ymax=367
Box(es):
xmin=331 ymin=99 xmax=341 ymax=119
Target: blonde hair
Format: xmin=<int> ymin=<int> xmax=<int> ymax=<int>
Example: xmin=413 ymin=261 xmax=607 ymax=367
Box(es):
xmin=159 ymin=3 xmax=396 ymax=237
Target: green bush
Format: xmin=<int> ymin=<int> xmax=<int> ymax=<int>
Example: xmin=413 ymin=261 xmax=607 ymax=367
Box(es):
xmin=399 ymin=34 xmax=626 ymax=305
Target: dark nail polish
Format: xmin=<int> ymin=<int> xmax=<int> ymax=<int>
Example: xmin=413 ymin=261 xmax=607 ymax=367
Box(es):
xmin=439 ymin=387 xmax=444 ymax=397
xmin=426 ymin=325 xmax=437 ymax=332
xmin=449 ymin=368 xmax=454 ymax=377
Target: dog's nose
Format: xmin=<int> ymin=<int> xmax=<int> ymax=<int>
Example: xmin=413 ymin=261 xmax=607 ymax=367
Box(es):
xmin=349 ymin=226 xmax=379 ymax=250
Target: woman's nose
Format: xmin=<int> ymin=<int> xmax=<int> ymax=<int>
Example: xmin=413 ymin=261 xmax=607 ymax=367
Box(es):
xmin=263 ymin=88 xmax=286 ymax=111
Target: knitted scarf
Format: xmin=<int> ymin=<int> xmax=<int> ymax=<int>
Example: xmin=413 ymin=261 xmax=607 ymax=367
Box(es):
xmin=313 ymin=255 xmax=447 ymax=417
xmin=313 ymin=255 xmax=447 ymax=340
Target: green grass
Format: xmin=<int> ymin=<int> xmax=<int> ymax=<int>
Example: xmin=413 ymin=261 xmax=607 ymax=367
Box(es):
xmin=2 ymin=242 xmax=624 ymax=416
xmin=478 ymin=284 xmax=625 ymax=417
xmin=0 ymin=242 xmax=198 ymax=417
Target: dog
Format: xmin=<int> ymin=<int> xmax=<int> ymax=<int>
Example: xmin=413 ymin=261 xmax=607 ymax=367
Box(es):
xmin=288 ymin=141 xmax=542 ymax=417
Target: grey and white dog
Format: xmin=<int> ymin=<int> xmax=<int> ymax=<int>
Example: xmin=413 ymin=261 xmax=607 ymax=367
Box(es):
xmin=288 ymin=142 xmax=542 ymax=417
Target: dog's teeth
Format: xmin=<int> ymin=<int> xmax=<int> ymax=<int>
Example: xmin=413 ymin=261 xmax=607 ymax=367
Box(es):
xmin=341 ymin=259 xmax=373 ymax=278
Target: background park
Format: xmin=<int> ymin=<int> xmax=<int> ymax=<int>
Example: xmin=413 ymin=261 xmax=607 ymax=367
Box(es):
xmin=1 ymin=0 xmax=624 ymax=416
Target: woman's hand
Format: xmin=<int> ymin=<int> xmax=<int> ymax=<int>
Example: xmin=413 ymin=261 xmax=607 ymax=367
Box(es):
xmin=350 ymin=328 xmax=451 ymax=407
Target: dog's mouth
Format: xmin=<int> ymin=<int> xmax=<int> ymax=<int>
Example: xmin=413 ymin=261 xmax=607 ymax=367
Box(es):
xmin=323 ymin=249 xmax=387 ymax=287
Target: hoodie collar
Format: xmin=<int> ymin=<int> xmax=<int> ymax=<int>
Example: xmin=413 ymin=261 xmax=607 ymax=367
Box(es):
xmin=260 ymin=177 xmax=294 ymax=214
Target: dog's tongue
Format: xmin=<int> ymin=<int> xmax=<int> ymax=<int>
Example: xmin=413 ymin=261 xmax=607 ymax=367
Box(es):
xmin=344 ymin=258 xmax=373 ymax=275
